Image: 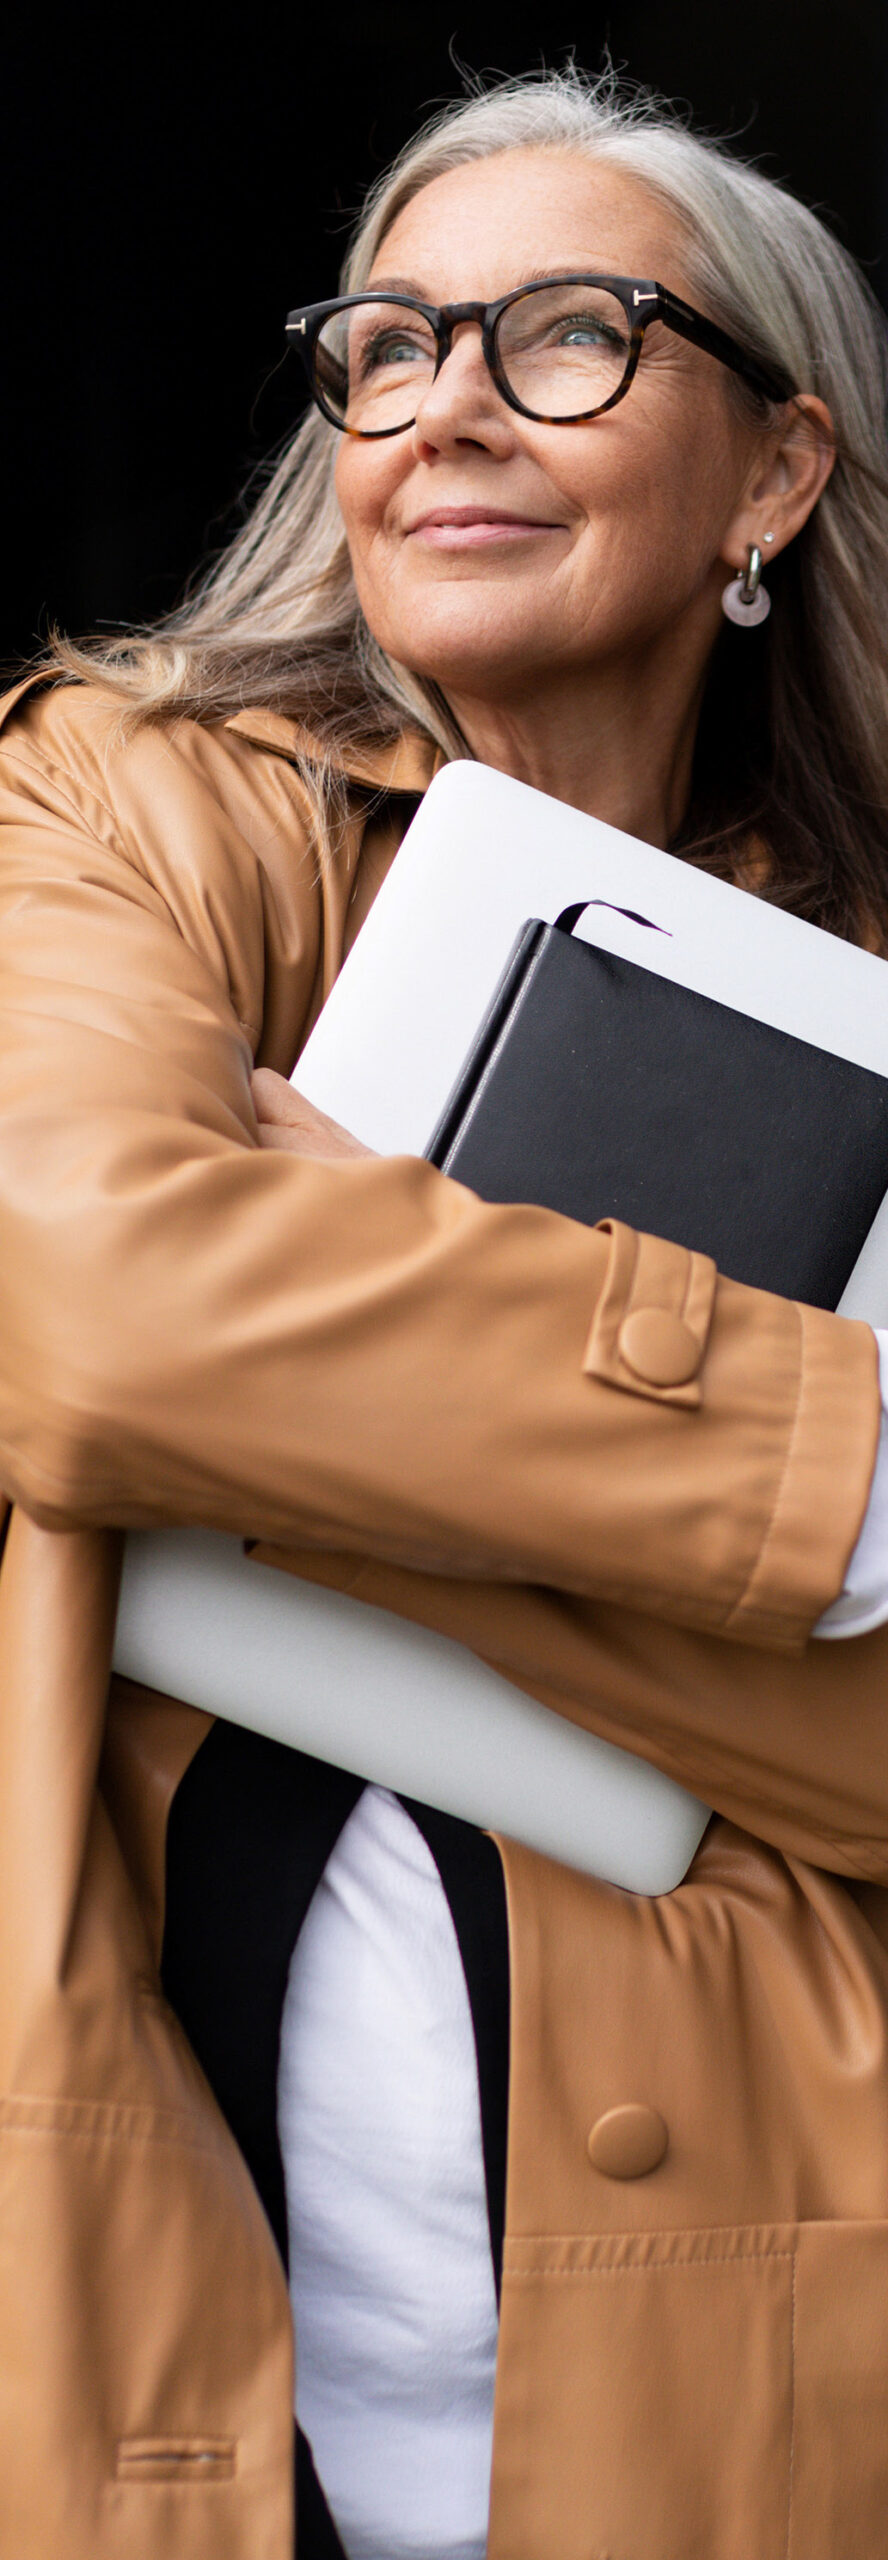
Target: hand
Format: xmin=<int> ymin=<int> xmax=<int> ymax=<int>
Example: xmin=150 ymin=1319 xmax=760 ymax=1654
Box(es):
xmin=251 ymin=1067 xmax=375 ymax=1162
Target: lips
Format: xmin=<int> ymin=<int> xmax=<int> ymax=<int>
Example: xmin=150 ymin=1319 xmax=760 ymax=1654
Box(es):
xmin=407 ymin=505 xmax=559 ymax=533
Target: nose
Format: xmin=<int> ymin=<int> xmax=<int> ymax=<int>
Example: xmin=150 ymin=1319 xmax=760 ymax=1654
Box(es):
xmin=410 ymin=319 xmax=516 ymax=456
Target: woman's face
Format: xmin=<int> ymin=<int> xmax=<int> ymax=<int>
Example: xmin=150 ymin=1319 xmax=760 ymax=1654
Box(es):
xmin=334 ymin=150 xmax=770 ymax=707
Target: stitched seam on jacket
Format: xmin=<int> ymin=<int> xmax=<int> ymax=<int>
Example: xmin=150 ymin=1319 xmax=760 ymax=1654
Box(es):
xmin=678 ymin=1247 xmax=716 ymax=1356
xmin=504 ymin=2255 xmax=795 ymax=2279
xmin=0 ymin=2094 xmax=226 ymax=2150
xmin=0 ymin=739 xmax=120 ymax=837
xmin=786 ymin=2248 xmax=797 ymax=2560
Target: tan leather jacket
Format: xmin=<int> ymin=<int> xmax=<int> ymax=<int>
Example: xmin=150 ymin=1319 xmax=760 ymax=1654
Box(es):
xmin=1 ymin=673 xmax=888 ymax=2558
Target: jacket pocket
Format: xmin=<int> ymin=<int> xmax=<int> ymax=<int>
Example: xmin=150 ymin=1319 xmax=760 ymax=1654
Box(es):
xmin=492 ymin=2224 xmax=804 ymax=2560
xmin=493 ymin=2219 xmax=888 ymax=2560
xmin=790 ymin=2219 xmax=888 ymax=2559
xmin=115 ymin=2435 xmax=236 ymax=2484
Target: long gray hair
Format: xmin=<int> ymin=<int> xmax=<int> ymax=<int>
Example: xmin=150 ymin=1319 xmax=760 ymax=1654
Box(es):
xmin=48 ymin=65 xmax=888 ymax=939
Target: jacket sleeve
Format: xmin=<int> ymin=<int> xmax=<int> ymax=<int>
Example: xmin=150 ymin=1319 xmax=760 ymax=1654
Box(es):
xmin=0 ymin=697 xmax=879 ymax=1653
xmin=260 ymin=1538 xmax=888 ymax=1879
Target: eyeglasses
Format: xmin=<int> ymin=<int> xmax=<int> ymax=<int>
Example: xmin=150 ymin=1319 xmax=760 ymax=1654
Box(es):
xmin=285 ymin=274 xmax=794 ymax=437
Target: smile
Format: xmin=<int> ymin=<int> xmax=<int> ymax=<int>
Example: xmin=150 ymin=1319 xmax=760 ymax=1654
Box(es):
xmin=406 ymin=507 xmax=565 ymax=548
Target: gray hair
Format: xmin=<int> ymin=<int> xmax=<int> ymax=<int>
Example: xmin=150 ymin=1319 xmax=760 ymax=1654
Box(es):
xmin=48 ymin=65 xmax=888 ymax=937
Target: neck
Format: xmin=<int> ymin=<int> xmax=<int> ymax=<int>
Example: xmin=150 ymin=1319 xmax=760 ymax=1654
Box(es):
xmin=441 ymin=632 xmax=711 ymax=849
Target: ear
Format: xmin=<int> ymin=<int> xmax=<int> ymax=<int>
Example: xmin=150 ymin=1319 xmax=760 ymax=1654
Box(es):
xmin=719 ymin=394 xmax=836 ymax=575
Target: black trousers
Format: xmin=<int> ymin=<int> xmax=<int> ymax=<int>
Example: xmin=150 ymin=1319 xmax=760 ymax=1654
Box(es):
xmin=161 ymin=1722 xmax=511 ymax=2559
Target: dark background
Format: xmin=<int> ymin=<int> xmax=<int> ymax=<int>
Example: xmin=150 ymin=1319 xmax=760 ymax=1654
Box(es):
xmin=4 ymin=2 xmax=886 ymax=667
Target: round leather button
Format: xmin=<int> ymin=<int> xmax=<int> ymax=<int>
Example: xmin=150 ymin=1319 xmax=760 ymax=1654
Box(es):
xmin=618 ymin=1307 xmax=700 ymax=1389
xmin=587 ymin=2102 xmax=669 ymax=2179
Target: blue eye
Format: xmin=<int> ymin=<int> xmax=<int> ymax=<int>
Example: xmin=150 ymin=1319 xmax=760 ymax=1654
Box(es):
xmin=359 ymin=329 xmax=430 ymax=377
xmin=555 ymin=316 xmax=625 ymax=350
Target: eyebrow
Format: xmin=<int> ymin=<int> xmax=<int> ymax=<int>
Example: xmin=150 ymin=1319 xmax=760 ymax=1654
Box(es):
xmin=364 ymin=263 xmax=642 ymax=299
xmin=363 ymin=274 xmax=429 ymax=297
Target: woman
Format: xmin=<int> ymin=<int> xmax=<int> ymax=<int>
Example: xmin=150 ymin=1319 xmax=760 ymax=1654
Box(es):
xmin=3 ymin=62 xmax=888 ymax=2560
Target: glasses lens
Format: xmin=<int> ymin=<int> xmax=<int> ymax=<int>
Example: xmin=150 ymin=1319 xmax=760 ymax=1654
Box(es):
xmin=313 ymin=300 xmax=437 ymax=432
xmin=496 ymin=283 xmax=632 ymax=418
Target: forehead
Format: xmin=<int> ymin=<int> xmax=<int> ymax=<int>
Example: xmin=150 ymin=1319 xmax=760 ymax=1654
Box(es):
xmin=368 ymin=150 xmax=691 ymax=301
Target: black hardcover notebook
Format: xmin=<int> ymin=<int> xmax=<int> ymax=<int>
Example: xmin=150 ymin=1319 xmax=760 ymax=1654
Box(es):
xmin=425 ymin=909 xmax=888 ymax=1308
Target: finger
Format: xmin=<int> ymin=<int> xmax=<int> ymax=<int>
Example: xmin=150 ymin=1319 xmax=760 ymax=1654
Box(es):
xmin=257 ymin=1123 xmax=312 ymax=1154
xmin=251 ymin=1066 xmax=302 ymax=1125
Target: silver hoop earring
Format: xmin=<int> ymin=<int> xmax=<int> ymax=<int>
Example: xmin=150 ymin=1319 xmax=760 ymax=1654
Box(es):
xmin=722 ymin=541 xmax=771 ymax=628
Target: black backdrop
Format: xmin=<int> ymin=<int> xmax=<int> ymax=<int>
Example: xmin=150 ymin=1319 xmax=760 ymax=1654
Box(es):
xmin=4 ymin=1 xmax=886 ymax=666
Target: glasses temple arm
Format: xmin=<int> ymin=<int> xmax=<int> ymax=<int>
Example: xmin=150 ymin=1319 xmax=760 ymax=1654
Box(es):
xmin=653 ymin=286 xmax=794 ymax=404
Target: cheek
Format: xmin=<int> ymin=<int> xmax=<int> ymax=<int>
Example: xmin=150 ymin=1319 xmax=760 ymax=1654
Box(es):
xmin=565 ymin=422 xmax=693 ymax=533
xmin=335 ymin=446 xmax=398 ymax=568
xmin=567 ymin=368 xmax=735 ymax=507
xmin=335 ymin=451 xmax=422 ymax=656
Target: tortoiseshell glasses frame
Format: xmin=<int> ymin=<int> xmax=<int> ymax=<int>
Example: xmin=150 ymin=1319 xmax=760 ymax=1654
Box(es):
xmin=285 ymin=273 xmax=795 ymax=436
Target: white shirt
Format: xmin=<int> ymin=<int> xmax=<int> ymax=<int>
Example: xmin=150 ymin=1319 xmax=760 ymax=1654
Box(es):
xmin=277 ymin=1329 xmax=888 ymax=2559
xmin=278 ymin=1785 xmax=497 ymax=2560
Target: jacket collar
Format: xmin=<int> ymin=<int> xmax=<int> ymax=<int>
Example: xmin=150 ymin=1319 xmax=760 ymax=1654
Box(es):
xmin=0 ymin=677 xmax=443 ymax=801
xmin=223 ymin=705 xmax=443 ymax=795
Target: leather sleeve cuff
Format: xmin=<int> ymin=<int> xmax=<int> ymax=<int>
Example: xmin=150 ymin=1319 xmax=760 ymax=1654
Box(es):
xmin=722 ymin=1297 xmax=881 ymax=1648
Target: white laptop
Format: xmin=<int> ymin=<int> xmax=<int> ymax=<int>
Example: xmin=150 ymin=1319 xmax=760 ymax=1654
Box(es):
xmin=114 ymin=765 xmax=888 ymax=1891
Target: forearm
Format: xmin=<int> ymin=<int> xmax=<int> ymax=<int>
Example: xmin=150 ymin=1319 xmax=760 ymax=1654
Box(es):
xmin=0 ymin=1055 xmax=877 ymax=1648
xmin=258 ymin=1536 xmax=888 ymax=1877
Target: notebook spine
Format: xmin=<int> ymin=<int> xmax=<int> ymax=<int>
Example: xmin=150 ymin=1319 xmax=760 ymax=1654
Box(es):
xmin=424 ymin=919 xmax=546 ymax=1168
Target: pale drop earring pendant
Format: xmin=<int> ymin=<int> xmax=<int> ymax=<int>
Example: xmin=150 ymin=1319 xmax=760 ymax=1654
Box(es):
xmin=721 ymin=540 xmax=771 ymax=628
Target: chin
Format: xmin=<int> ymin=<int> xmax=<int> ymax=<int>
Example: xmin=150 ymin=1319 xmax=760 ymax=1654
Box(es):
xmin=385 ymin=597 xmax=560 ymax=699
